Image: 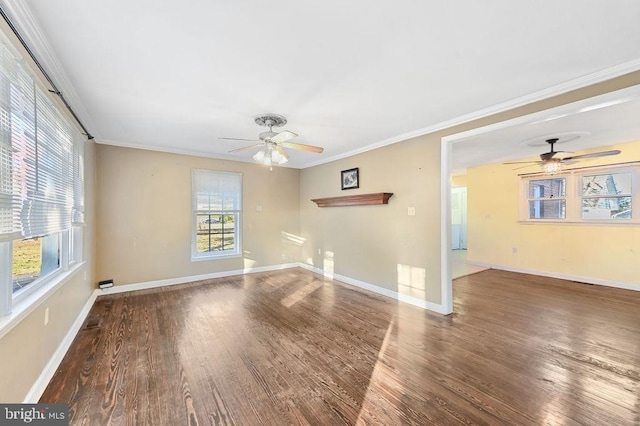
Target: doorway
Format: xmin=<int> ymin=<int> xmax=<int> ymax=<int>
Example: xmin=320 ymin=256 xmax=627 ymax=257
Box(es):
xmin=451 ymin=187 xmax=467 ymax=250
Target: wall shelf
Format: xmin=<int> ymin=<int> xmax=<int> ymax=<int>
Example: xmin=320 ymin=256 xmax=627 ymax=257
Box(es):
xmin=311 ymin=192 xmax=393 ymax=207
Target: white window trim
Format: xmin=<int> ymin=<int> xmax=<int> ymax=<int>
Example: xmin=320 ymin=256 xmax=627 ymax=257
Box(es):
xmin=191 ymin=170 xmax=242 ymax=261
xmin=520 ymin=163 xmax=640 ymax=224
xmin=0 ymin=258 xmax=85 ymax=339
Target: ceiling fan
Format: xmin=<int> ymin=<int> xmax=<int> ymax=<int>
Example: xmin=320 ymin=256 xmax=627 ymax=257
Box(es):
xmin=504 ymin=138 xmax=621 ymax=173
xmin=221 ymin=114 xmax=324 ymax=169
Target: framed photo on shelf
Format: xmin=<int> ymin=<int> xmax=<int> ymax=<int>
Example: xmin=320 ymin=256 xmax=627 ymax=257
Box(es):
xmin=341 ymin=167 xmax=359 ymax=190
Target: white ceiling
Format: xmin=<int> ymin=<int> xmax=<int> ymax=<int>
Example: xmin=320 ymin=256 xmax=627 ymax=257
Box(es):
xmin=4 ymin=0 xmax=640 ymax=168
xmin=450 ymin=85 xmax=640 ymax=173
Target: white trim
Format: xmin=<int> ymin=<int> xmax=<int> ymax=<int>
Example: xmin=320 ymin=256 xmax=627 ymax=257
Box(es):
xmin=97 ymin=261 xmax=448 ymax=314
xmin=298 ymin=263 xmax=449 ymax=315
xmin=467 ymin=261 xmax=640 ymax=293
xmin=97 ymin=138 xmax=280 ymax=167
xmin=98 ymin=263 xmax=301 ymax=295
xmin=440 ymin=138 xmax=453 ymax=314
xmin=23 ymin=288 xmax=98 ymax=403
xmin=0 ymin=262 xmax=85 ymax=340
xmin=304 ymin=59 xmax=640 ymax=169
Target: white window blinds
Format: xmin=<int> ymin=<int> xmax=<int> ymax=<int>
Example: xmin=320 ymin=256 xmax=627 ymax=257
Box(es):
xmin=193 ymin=170 xmax=242 ymax=212
xmin=0 ymin=43 xmax=84 ymax=242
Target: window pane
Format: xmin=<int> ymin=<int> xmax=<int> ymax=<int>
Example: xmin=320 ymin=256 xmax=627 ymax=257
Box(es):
xmin=529 ymin=178 xmax=565 ymax=199
xmin=529 ymin=200 xmax=566 ymax=219
xmin=582 ymin=197 xmax=632 ymax=220
xmin=196 ymin=214 xmax=236 ymax=253
xmin=583 ymin=173 xmax=631 ymax=196
xmin=12 ymin=233 xmax=60 ymax=293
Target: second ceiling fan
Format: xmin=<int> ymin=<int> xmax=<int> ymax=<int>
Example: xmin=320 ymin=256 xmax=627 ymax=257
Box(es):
xmin=504 ymin=138 xmax=621 ymax=173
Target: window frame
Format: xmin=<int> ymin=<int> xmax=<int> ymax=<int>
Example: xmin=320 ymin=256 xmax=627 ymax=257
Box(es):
xmin=524 ymin=176 xmax=567 ymax=221
xmin=0 ymin=35 xmax=86 ymax=317
xmin=191 ymin=170 xmax=242 ymax=261
xmin=520 ymin=163 xmax=639 ymax=224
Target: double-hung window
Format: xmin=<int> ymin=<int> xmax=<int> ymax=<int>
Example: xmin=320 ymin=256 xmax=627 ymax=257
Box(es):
xmin=581 ymin=172 xmax=632 ymax=220
xmin=192 ymin=170 xmax=242 ymax=260
xmin=0 ymin=41 xmax=85 ymax=316
xmin=526 ymin=177 xmax=566 ymax=220
xmin=520 ymin=163 xmax=638 ymax=223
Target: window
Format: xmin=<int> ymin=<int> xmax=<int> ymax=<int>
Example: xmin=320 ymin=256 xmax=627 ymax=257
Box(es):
xmin=192 ymin=170 xmax=242 ymax=260
xmin=0 ymin=40 xmax=85 ymax=316
xmin=527 ymin=177 xmax=566 ymax=219
xmin=520 ymin=164 xmax=638 ymax=223
xmin=581 ymin=172 xmax=632 ymax=220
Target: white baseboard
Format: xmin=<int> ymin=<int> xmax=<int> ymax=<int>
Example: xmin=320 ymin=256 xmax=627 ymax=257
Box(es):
xmin=467 ymin=261 xmax=640 ymax=292
xmin=297 ymin=263 xmax=448 ymax=314
xmin=98 ymin=263 xmax=301 ymax=295
xmin=24 ymin=289 xmax=98 ymax=403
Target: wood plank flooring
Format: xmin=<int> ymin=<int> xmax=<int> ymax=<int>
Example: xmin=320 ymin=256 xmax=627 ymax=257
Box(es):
xmin=41 ymin=268 xmax=640 ymax=425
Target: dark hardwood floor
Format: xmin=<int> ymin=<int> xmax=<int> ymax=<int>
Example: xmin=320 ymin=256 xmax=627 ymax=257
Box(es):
xmin=41 ymin=268 xmax=640 ymax=425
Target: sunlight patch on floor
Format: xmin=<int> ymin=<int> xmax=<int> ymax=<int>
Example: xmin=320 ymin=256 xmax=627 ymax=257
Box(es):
xmin=355 ymin=317 xmax=396 ymax=424
xmin=281 ymin=281 xmax=323 ymax=307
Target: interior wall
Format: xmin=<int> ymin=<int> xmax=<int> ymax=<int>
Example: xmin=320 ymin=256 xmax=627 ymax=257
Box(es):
xmin=299 ymin=135 xmax=443 ymax=304
xmin=0 ymin=140 xmax=97 ymax=402
xmin=451 ymin=174 xmax=467 ymax=188
xmin=467 ymin=140 xmax=640 ymax=287
xmin=95 ymin=145 xmax=301 ymax=286
xmin=300 ymin=72 xmax=640 ymax=309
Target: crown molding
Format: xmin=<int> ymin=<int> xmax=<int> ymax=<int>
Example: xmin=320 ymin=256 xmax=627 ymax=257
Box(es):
xmin=0 ymin=0 xmax=98 ymax=137
xmin=305 ymin=58 xmax=640 ymax=169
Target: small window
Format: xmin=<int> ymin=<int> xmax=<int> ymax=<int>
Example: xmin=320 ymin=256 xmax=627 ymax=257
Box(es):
xmin=192 ymin=170 xmax=242 ymax=260
xmin=581 ymin=172 xmax=632 ymax=220
xmin=12 ymin=233 xmax=60 ymax=296
xmin=527 ymin=178 xmax=566 ymax=219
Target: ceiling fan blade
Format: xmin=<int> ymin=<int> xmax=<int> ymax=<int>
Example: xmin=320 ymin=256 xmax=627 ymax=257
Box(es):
xmin=551 ymin=151 xmax=574 ymax=159
xmin=228 ymin=143 xmax=263 ymax=153
xmin=219 ymin=137 xmax=261 ymax=142
xmin=280 ymin=142 xmax=324 ymax=153
xmin=270 ymin=130 xmax=298 ymax=144
xmin=512 ymin=163 xmax=541 ymax=170
xmin=274 ymin=145 xmax=289 ymax=159
xmin=562 ymin=150 xmax=621 ymax=161
xmin=503 ymin=160 xmax=539 ymax=165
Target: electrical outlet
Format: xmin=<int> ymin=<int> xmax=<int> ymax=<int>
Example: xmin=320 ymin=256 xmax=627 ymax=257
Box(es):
xmin=318 ymin=248 xmax=321 ymax=255
xmin=408 ymin=207 xmax=416 ymax=216
xmin=44 ymin=307 xmax=49 ymax=326
xmin=256 ymin=205 xmax=263 ymax=212
xmin=512 ymin=247 xmax=518 ymax=254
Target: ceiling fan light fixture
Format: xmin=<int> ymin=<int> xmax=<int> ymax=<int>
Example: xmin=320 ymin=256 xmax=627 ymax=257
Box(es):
xmin=541 ymin=159 xmax=563 ymax=174
xmin=252 ymin=146 xmax=288 ymax=166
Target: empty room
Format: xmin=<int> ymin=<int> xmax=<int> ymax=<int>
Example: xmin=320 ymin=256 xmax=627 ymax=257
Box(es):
xmin=1 ymin=1 xmax=639 ymax=425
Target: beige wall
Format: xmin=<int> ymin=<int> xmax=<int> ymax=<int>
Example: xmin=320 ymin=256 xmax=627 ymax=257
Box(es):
xmin=95 ymin=145 xmax=301 ymax=286
xmin=0 ymin=141 xmax=97 ymax=402
xmin=300 ymin=136 xmax=444 ymax=303
xmin=299 ymin=71 xmax=640 ymax=308
xmin=467 ymin=140 xmax=640 ymax=287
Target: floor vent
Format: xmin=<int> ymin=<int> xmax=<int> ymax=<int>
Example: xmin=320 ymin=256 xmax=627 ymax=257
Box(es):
xmin=84 ymin=318 xmax=100 ymax=330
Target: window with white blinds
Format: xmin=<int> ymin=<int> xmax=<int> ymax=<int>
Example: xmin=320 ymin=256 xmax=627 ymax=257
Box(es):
xmin=192 ymin=170 xmax=242 ymax=259
xmin=0 ymin=43 xmax=84 ymax=243
xmin=0 ymin=38 xmax=86 ymax=316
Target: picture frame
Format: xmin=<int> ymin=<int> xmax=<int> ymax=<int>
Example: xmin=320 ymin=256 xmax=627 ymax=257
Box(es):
xmin=341 ymin=167 xmax=359 ymax=190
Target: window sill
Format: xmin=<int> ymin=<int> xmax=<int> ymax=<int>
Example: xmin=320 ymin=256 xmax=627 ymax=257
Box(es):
xmin=0 ymin=262 xmax=85 ymax=340
xmin=518 ymin=220 xmax=639 ymax=226
xmin=191 ymin=253 xmax=242 ymax=262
